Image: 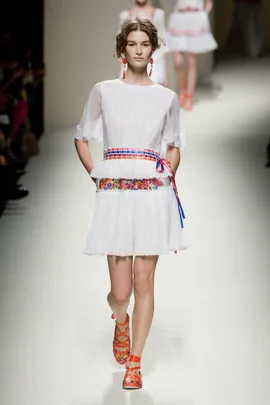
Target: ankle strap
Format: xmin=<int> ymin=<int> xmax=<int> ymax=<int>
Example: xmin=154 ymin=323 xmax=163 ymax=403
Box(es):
xmin=129 ymin=354 xmax=141 ymax=363
xmin=111 ymin=313 xmax=129 ymax=326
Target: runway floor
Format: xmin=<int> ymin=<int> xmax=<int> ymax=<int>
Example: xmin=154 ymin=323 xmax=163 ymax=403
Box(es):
xmin=0 ymin=56 xmax=270 ymax=405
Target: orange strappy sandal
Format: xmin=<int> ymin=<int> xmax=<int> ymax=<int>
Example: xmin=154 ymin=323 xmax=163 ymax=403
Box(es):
xmin=178 ymin=91 xmax=186 ymax=107
xmin=111 ymin=313 xmax=130 ymax=365
xmin=185 ymin=93 xmax=193 ymax=111
xmin=123 ymin=355 xmax=142 ymax=390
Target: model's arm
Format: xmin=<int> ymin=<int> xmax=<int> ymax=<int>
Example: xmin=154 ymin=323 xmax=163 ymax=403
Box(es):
xmin=74 ymin=139 xmax=94 ymax=175
xmin=158 ymin=10 xmax=169 ymax=87
xmin=163 ymin=93 xmax=185 ymax=172
xmin=166 ymin=145 xmax=180 ymax=174
xmin=74 ymin=83 xmax=103 ymax=180
xmin=163 ymin=55 xmax=169 ymax=88
xmin=173 ymin=0 xmax=180 ymax=12
xmin=205 ymin=0 xmax=213 ymax=14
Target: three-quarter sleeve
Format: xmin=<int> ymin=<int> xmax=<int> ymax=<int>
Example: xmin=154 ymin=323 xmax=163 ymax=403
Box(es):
xmin=162 ymin=93 xmax=186 ymax=150
xmin=74 ymin=83 xmax=103 ymax=142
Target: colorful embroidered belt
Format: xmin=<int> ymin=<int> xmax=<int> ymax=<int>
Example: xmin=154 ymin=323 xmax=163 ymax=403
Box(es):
xmin=98 ymin=178 xmax=166 ymax=191
xmin=104 ymin=148 xmax=160 ymax=162
xmin=103 ymin=148 xmax=185 ymax=228
xmin=177 ymin=7 xmax=200 ymax=12
xmin=168 ymin=27 xmax=209 ymax=36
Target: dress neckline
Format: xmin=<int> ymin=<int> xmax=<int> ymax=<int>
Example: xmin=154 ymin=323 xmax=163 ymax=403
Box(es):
xmin=117 ymin=79 xmax=158 ymax=88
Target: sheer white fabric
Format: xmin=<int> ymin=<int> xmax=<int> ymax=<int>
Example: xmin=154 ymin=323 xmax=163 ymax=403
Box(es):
xmin=75 ymin=83 xmax=103 ymax=142
xmin=75 ymin=79 xmax=186 ymax=180
xmin=168 ymin=0 xmax=218 ymax=54
xmin=74 ymin=79 xmax=188 ymax=255
xmin=84 ymin=185 xmax=189 ymax=256
xmin=174 ymin=0 xmax=205 ymax=11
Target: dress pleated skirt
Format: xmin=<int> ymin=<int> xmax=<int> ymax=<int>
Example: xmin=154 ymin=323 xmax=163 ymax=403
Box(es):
xmin=84 ymin=180 xmax=189 ymax=256
xmin=167 ymin=11 xmax=218 ymax=53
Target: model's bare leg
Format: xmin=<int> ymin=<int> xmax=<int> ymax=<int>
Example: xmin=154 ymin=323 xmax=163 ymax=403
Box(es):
xmin=185 ymin=53 xmax=198 ymax=110
xmin=131 ymin=255 xmax=159 ymax=358
xmin=174 ymin=51 xmax=186 ymax=105
xmin=123 ymin=255 xmax=159 ymax=389
xmin=107 ymin=256 xmax=133 ymax=362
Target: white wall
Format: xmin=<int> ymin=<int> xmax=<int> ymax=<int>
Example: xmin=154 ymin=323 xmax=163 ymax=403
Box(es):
xmin=45 ymin=0 xmax=214 ymax=132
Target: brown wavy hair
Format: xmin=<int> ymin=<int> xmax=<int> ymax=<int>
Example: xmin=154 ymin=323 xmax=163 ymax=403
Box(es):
xmin=115 ymin=17 xmax=162 ymax=60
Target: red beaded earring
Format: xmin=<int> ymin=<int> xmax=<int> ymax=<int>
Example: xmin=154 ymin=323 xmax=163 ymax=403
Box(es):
xmin=122 ymin=57 xmax=127 ymax=79
xmin=149 ymin=57 xmax=154 ymax=77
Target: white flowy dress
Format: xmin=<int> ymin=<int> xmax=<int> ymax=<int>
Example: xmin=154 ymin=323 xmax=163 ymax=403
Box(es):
xmin=167 ymin=0 xmax=218 ymax=53
xmin=75 ymin=79 xmax=189 ymax=256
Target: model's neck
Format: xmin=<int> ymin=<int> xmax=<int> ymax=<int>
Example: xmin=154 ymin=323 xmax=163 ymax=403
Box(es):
xmin=124 ymin=67 xmax=152 ymax=86
xmin=134 ymin=1 xmax=149 ymax=8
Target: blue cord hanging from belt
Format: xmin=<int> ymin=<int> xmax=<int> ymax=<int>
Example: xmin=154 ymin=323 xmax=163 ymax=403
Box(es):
xmin=156 ymin=158 xmax=186 ymax=228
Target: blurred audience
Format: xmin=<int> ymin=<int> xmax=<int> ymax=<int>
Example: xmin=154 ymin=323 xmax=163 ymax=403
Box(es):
xmin=266 ymin=136 xmax=270 ymax=168
xmin=234 ymin=0 xmax=264 ymax=59
xmin=0 ymin=28 xmax=45 ymax=209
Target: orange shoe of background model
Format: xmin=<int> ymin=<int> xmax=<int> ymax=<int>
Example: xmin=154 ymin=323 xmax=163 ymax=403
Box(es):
xmin=178 ymin=91 xmax=186 ymax=107
xmin=184 ymin=93 xmax=193 ymax=111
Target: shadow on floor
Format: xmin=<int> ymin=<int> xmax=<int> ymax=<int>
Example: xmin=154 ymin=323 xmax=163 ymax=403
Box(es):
xmin=70 ymin=370 xmax=196 ymax=404
xmin=195 ymin=80 xmax=223 ymax=104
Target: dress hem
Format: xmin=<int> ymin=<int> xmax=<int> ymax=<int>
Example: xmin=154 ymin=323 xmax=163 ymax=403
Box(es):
xmin=83 ymin=247 xmax=188 ymax=257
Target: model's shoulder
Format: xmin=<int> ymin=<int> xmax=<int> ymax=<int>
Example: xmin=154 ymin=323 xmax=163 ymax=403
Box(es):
xmin=156 ymin=85 xmax=176 ymax=97
xmin=155 ymin=8 xmax=165 ymax=15
xmin=88 ymin=80 xmax=116 ymax=92
xmin=154 ymin=8 xmax=165 ymax=18
xmin=95 ymin=79 xmax=121 ymax=92
xmin=100 ymin=79 xmax=120 ymax=87
xmin=119 ymin=10 xmax=129 ymax=22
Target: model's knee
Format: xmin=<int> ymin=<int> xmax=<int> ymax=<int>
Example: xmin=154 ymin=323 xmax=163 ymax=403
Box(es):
xmin=187 ymin=54 xmax=197 ymax=69
xmin=174 ymin=52 xmax=185 ymax=68
xmin=133 ymin=270 xmax=155 ymax=296
xmin=111 ymin=289 xmax=132 ymax=307
xmin=175 ymin=60 xmax=184 ymax=69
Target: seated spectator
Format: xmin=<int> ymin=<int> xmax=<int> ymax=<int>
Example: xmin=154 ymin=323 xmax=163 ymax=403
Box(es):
xmin=0 ymin=29 xmax=45 ymax=208
xmin=234 ymin=0 xmax=264 ymax=59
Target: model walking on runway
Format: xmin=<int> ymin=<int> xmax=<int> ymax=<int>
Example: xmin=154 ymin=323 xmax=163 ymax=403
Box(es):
xmin=167 ymin=0 xmax=217 ymax=110
xmin=74 ymin=17 xmax=188 ymax=390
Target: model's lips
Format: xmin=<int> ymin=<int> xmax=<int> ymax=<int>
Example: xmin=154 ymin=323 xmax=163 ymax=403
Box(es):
xmin=134 ymin=58 xmax=144 ymax=61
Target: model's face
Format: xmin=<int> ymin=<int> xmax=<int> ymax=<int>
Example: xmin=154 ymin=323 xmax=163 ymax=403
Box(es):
xmin=125 ymin=30 xmax=152 ymax=68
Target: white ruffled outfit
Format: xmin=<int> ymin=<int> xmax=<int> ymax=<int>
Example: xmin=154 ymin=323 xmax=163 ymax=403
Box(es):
xmin=75 ymin=79 xmax=188 ymax=256
xmin=167 ymin=0 xmax=218 ymax=53
xmin=119 ymin=8 xmax=168 ymax=84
